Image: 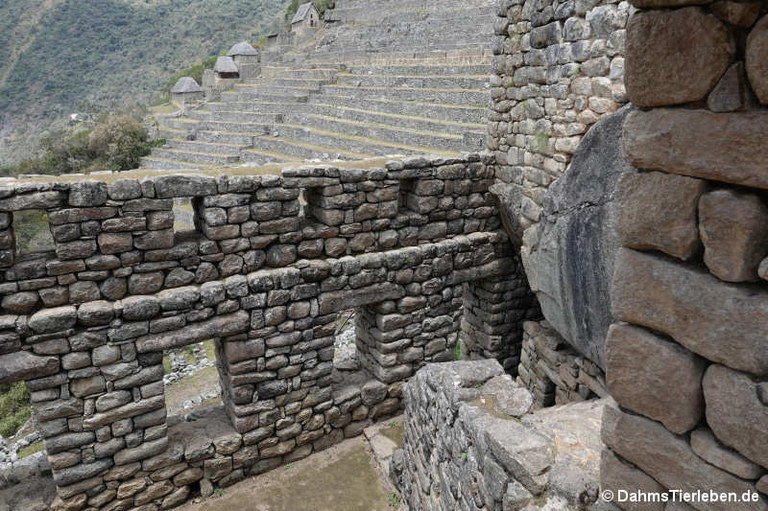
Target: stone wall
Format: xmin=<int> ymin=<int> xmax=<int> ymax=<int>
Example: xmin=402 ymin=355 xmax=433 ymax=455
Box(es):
xmin=0 ymin=155 xmax=537 ymax=510
xmin=603 ymin=2 xmax=768 ymax=509
xmin=489 ymin=0 xmax=631 ymax=392
xmin=390 ymin=359 xmax=605 ymax=510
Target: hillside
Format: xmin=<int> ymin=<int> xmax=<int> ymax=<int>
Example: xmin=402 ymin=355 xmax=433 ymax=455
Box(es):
xmin=0 ymin=0 xmax=289 ymax=166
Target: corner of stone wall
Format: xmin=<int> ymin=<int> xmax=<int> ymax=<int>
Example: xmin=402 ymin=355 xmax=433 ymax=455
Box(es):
xmin=604 ymin=1 xmax=768 ymax=507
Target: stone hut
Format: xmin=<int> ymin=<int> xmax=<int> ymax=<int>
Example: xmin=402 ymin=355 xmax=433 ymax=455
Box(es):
xmin=227 ymin=41 xmax=260 ymax=80
xmin=169 ymin=77 xmax=204 ymax=108
xmin=291 ymin=2 xmax=321 ymax=35
xmin=213 ymin=56 xmax=239 ymax=79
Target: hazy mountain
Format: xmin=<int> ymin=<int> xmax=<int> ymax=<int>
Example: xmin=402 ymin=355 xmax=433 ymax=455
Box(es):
xmin=0 ymin=0 xmax=288 ymax=166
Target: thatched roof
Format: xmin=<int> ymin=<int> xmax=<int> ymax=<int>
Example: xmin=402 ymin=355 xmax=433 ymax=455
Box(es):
xmin=214 ymin=56 xmax=239 ymax=74
xmin=170 ymin=77 xmax=203 ymax=94
xmin=227 ymin=41 xmax=259 ymax=57
xmin=291 ymin=2 xmax=316 ymax=24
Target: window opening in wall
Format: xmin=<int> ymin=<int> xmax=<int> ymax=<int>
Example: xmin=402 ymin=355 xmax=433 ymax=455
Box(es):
xmin=172 ymin=197 xmax=198 ymax=240
xmin=332 ymin=309 xmax=359 ymax=376
xmin=13 ymin=209 xmax=55 ymax=257
xmin=162 ymin=339 xmax=223 ymax=416
xmin=398 ymin=179 xmax=415 ymax=212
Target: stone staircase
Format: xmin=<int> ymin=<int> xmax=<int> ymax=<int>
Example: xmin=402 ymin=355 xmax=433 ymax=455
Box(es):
xmin=141 ymin=0 xmax=496 ymax=171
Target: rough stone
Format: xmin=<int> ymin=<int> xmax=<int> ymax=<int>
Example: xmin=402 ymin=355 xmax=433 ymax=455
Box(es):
xmin=623 ymin=109 xmax=768 ymax=191
xmin=606 ymin=323 xmax=705 ymax=434
xmin=703 ymin=364 xmax=768 ymax=469
xmin=0 ymin=350 xmax=59 ymax=383
xmin=747 ymin=15 xmax=768 ymax=105
xmin=600 ymin=449 xmax=665 ymax=511
xmin=625 ymin=8 xmax=733 ymax=107
xmin=690 ymin=427 xmax=766 ymax=480
xmin=616 ymin=171 xmax=706 ymax=261
xmin=521 ymin=107 xmax=634 ymax=367
xmin=699 ymin=188 xmax=768 ymax=282
xmin=29 ymin=306 xmax=77 ymax=333
xmin=612 ymin=248 xmax=768 ymax=376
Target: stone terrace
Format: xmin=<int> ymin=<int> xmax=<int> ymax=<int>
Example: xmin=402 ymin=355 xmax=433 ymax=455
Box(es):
xmin=0 ymin=155 xmax=537 ymax=510
xmin=141 ymin=0 xmax=497 ymax=171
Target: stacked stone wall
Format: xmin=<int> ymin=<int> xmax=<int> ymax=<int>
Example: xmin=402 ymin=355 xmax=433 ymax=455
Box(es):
xmin=390 ymin=359 xmax=605 ymax=510
xmin=603 ymin=2 xmax=768 ymax=508
xmin=489 ymin=0 xmax=630 ymax=405
xmin=0 ymin=155 xmax=538 ymax=510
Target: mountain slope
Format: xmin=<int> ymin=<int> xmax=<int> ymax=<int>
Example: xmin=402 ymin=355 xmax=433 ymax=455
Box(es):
xmin=0 ymin=0 xmax=288 ymax=165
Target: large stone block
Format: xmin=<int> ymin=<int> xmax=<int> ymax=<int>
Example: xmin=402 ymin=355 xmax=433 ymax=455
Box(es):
xmin=703 ymin=364 xmax=768 ymax=469
xmin=613 ymin=249 xmax=768 ymax=376
xmin=624 ymin=109 xmax=768 ymax=190
xmin=600 ymin=449 xmax=665 ymax=511
xmin=625 ymin=8 xmax=733 ymax=107
xmin=521 ymin=107 xmax=634 ymax=368
xmin=699 ymin=189 xmax=768 ymax=282
xmin=747 ymin=15 xmax=768 ymax=105
xmin=0 ymin=351 xmax=59 ymax=383
xmin=690 ymin=427 xmax=765 ymax=481
xmin=605 ymin=324 xmax=705 ymax=434
xmin=616 ymin=172 xmax=706 ymax=260
xmin=136 ymin=311 xmax=249 ymax=352
xmin=602 ymin=402 xmax=768 ymax=511
xmin=28 ymin=305 xmax=77 ymax=333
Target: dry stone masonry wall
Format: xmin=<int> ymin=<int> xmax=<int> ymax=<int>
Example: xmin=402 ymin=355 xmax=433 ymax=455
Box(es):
xmin=0 ymin=155 xmax=537 ymax=510
xmin=604 ymin=1 xmax=768 ymax=509
xmin=489 ymin=0 xmax=629 ymax=406
xmin=390 ymin=359 xmax=605 ymax=510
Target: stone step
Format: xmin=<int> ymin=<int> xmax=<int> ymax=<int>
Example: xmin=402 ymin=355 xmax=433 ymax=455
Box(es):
xmin=304 ymin=102 xmax=486 ymax=135
xmin=155 ymin=116 xmax=200 ymax=130
xmin=238 ymin=147 xmax=294 ymax=166
xmin=334 ymin=73 xmax=490 ymax=90
xmin=312 ymin=95 xmax=487 ymax=123
xmin=326 ymin=4 xmax=496 ymax=24
xmin=233 ymin=84 xmax=320 ymax=95
xmin=195 ymin=120 xmax=275 ymax=135
xmin=206 ymin=101 xmax=292 ymax=113
xmin=184 ymin=109 xmax=283 ymax=124
xmin=139 ymin=157 xmax=213 ymax=171
xmin=345 ymin=63 xmax=491 ymax=76
xmin=151 ymin=148 xmax=240 ymax=166
xmin=226 ymin=91 xmax=311 ymax=103
xmin=319 ymin=84 xmax=489 ymax=105
xmin=246 ymin=135 xmax=375 ymax=162
xmin=259 ymin=66 xmax=340 ymax=80
xmin=271 ymin=77 xmax=337 ymax=88
xmin=196 ymin=130 xmax=255 ymax=146
xmin=285 ymin=114 xmax=478 ymax=152
xmin=169 ymin=140 xmax=247 ymax=154
xmin=274 ymin=123 xmax=456 ymax=157
xmin=305 ymin=46 xmax=494 ymax=66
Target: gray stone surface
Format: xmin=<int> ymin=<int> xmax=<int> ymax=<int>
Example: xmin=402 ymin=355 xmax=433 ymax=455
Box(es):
xmin=521 ymin=107 xmax=635 ymax=368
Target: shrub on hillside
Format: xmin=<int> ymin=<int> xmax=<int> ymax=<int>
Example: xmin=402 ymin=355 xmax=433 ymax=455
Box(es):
xmin=0 ymin=382 xmax=31 ymax=438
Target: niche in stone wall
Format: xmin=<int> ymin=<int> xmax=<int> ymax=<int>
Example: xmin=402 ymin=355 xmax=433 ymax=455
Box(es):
xmin=12 ymin=209 xmax=55 ymax=257
xmin=172 ymin=197 xmax=199 ymax=239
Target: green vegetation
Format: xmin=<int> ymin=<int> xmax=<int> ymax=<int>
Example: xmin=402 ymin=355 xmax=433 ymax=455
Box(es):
xmin=0 ymin=0 xmax=289 ymax=164
xmin=387 ymin=491 xmax=401 ymax=508
xmin=160 ymin=55 xmax=218 ymax=101
xmin=453 ymin=340 xmax=463 ymax=361
xmin=0 ymin=382 xmax=31 ymax=438
xmin=1 ymin=110 xmax=163 ymax=176
xmin=18 ymin=440 xmax=44 ymax=459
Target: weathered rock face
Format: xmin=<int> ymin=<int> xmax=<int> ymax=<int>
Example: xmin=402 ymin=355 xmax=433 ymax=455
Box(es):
xmin=747 ymin=15 xmax=768 ymax=105
xmin=612 ymin=248 xmax=768 ymax=376
xmin=616 ymin=171 xmax=706 ymax=260
xmin=521 ymin=107 xmax=635 ymax=368
xmin=703 ymin=364 xmax=768 ymax=470
xmin=605 ymin=324 xmax=706 ymax=434
xmin=625 ymin=7 xmax=734 ymax=107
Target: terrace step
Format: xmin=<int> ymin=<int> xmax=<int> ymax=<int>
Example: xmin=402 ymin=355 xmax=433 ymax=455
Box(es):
xmin=246 ymin=135 xmax=375 ymax=162
xmin=334 ymin=73 xmax=489 ymax=90
xmin=150 ymin=148 xmax=240 ymax=166
xmin=305 ymin=103 xmax=485 ymax=135
xmin=319 ymin=85 xmax=489 ymax=105
xmin=311 ymin=95 xmax=487 ymax=123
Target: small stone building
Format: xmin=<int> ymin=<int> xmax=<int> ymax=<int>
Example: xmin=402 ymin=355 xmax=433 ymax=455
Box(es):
xmin=227 ymin=41 xmax=260 ymax=80
xmin=169 ymin=77 xmax=204 ymax=108
xmin=291 ymin=2 xmax=321 ymax=35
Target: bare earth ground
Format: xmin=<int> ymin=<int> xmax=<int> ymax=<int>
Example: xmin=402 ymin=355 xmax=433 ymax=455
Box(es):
xmin=175 ymin=432 xmax=403 ymax=511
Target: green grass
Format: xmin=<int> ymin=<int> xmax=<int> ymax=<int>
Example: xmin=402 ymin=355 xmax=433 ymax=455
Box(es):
xmin=0 ymin=382 xmax=31 ymax=438
xmin=387 ymin=491 xmax=401 ymax=508
xmin=18 ymin=440 xmax=43 ymax=458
